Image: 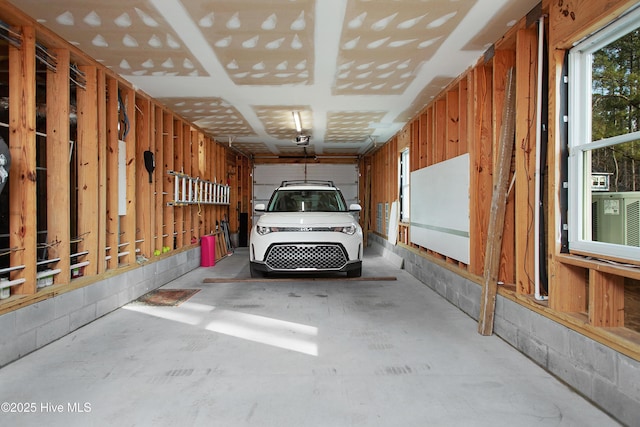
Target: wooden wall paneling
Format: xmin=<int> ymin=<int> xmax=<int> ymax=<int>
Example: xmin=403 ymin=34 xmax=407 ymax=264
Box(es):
xmin=469 ymin=64 xmax=493 ymax=276
xmin=377 ymin=148 xmax=383 ymax=234
xmin=419 ymin=111 xmax=428 ymax=169
xmin=408 ymin=123 xmax=418 ymax=172
xmin=515 ymin=28 xmax=538 ymax=295
xmin=134 ymin=97 xmax=152 ymax=259
xmin=77 ymin=65 xmax=100 ymax=278
xmin=228 ymin=148 xmax=238 ymax=235
xmin=426 ymin=107 xmax=434 ymax=167
xmin=191 ymin=129 xmax=201 ymax=240
xmin=214 ymin=144 xmax=218 ymax=236
xmin=207 ymin=138 xmax=215 ymax=234
xmin=549 ymin=263 xmax=587 ymax=313
xmin=225 ymin=145 xmax=234 ymax=234
xmin=372 ymin=151 xmax=379 ymax=234
xmin=446 ymin=88 xmax=460 ymax=160
xmin=96 ymin=70 xmax=107 ymax=274
xmin=154 ymin=105 xmax=164 ymax=254
xmin=589 ymin=270 xmax=625 ymax=327
xmin=232 ymin=151 xmax=240 ymax=234
xmin=210 ymin=142 xmax=221 ymax=233
xmin=459 ymin=77 xmax=469 ymax=156
xmin=8 ymin=25 xmax=37 ymax=294
xmin=362 ymin=158 xmax=371 ymax=245
xmin=389 ymin=139 xmax=398 ymax=225
xmin=493 ymin=50 xmax=517 ymax=285
xmin=378 ymin=147 xmax=384 ymax=236
xmin=121 ymin=87 xmax=136 ymax=266
xmin=382 ymin=145 xmax=389 ymax=237
xmin=434 ymin=98 xmax=446 ymax=164
xmin=162 ymin=111 xmax=174 ymax=251
xmin=200 ymin=137 xmax=208 ymax=235
xmin=173 ymin=120 xmax=184 ymax=248
xmin=239 ymin=154 xmax=250 ymax=223
xmin=546 ymin=44 xmax=568 ymax=311
xmin=226 ymin=146 xmax=234 ymax=228
xmin=388 ymin=141 xmax=395 ymax=232
xmin=380 ymin=148 xmax=385 ymax=234
xmin=105 ymin=77 xmax=119 ymax=270
xmin=182 ymin=124 xmax=192 ymax=244
xmin=46 ymin=49 xmax=71 ymax=285
xmin=217 ymin=141 xmax=223 ymax=233
xmin=550 ymin=0 xmax=634 ymax=48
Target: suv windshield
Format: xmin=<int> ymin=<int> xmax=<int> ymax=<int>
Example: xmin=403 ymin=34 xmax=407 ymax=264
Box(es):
xmin=267 ymin=189 xmax=347 ymax=212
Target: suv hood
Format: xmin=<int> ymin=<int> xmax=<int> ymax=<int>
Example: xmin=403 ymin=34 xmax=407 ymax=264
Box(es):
xmin=258 ymin=212 xmax=358 ymax=226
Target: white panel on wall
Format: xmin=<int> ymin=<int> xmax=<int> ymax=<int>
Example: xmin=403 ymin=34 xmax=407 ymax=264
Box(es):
xmin=410 ymin=153 xmax=470 ymax=264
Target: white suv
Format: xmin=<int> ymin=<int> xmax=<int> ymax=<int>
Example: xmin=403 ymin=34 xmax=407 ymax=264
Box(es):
xmin=250 ymin=180 xmax=363 ymax=278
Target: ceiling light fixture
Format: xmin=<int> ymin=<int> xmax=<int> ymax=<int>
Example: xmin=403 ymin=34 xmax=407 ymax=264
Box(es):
xmin=295 ymin=134 xmax=310 ymax=146
xmin=292 ymin=111 xmax=302 ymax=132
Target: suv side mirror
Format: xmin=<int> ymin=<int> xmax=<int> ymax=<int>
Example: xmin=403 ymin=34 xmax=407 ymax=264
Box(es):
xmin=254 ymin=203 xmax=266 ymax=212
xmin=349 ymin=203 xmax=362 ymax=212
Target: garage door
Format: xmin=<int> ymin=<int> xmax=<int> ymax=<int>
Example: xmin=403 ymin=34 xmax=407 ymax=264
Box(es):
xmin=252 ymin=163 xmax=360 ymax=212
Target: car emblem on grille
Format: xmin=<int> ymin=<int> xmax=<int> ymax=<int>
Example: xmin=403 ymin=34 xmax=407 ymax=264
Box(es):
xmin=300 ymin=227 xmax=313 ymax=231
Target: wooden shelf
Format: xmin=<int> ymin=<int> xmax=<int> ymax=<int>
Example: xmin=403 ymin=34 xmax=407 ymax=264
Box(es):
xmin=557 ymin=253 xmax=640 ymax=281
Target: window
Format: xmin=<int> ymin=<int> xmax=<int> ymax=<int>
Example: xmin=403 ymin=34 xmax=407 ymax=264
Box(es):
xmin=399 ymin=149 xmax=410 ymax=222
xmin=568 ymin=6 xmax=640 ymax=260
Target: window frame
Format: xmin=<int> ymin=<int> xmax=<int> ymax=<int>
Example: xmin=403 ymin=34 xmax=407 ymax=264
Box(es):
xmin=567 ymin=6 xmax=640 ymax=260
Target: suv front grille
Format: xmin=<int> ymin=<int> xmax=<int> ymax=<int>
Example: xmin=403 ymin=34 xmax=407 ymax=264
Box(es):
xmin=265 ymin=244 xmax=347 ymax=270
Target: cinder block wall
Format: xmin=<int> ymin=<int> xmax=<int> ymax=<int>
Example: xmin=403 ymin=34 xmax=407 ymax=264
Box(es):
xmin=0 ymin=248 xmax=201 ymax=368
xmin=368 ymin=234 xmax=640 ymax=426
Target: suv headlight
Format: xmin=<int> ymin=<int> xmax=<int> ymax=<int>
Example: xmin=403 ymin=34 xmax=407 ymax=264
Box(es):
xmin=256 ymin=225 xmax=272 ymax=235
xmin=256 ymin=225 xmax=282 ymax=235
xmin=334 ymin=225 xmax=356 ymax=235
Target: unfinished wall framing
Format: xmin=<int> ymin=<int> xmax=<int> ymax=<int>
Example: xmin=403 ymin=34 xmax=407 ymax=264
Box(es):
xmin=0 ymin=6 xmax=250 ymax=314
xmin=366 ymin=0 xmax=640 ymax=363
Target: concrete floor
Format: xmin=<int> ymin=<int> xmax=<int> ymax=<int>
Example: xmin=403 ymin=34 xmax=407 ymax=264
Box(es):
xmin=0 ymin=248 xmax=621 ymax=427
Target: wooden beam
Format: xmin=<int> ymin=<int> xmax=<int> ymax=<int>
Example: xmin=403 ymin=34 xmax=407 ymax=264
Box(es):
xmin=469 ymin=64 xmax=493 ymax=277
xmin=589 ymin=270 xmax=625 ymax=327
xmin=134 ymin=97 xmax=152 ymax=259
xmin=105 ymin=77 xmax=119 ymax=270
xmin=195 ymin=130 xmax=205 ymax=237
xmin=182 ymin=124 xmax=192 ymax=244
xmin=515 ymin=28 xmax=538 ymax=295
xmin=162 ymin=110 xmax=174 ymax=250
xmin=418 ymin=111 xmax=428 ymax=169
xmin=154 ymin=105 xmax=164 ymax=253
xmin=478 ymin=67 xmax=517 ymax=336
xmin=426 ymin=107 xmax=434 ymax=167
xmin=47 ymin=48 xmax=71 ymax=285
xmin=9 ymin=25 xmax=37 ymax=294
xmin=550 ymin=262 xmax=587 ymax=313
xmin=206 ymin=137 xmax=214 ymax=234
xmin=173 ymin=120 xmax=184 ymax=248
xmin=96 ymin=69 xmax=108 ymax=274
xmin=493 ymin=50 xmax=517 ymax=285
xmin=458 ymin=77 xmax=469 ymax=156
xmin=434 ymin=98 xmax=446 ymax=163
xmin=77 ymin=65 xmax=100 ymax=277
xmin=550 ymin=0 xmax=634 ymax=49
xmin=446 ymin=89 xmax=459 ymax=159
xmin=121 ymin=87 xmax=136 ymax=266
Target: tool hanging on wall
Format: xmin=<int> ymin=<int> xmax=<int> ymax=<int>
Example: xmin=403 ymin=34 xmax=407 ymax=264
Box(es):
xmin=143 ymin=150 xmax=155 ymax=183
xmin=0 ymin=136 xmax=11 ymax=195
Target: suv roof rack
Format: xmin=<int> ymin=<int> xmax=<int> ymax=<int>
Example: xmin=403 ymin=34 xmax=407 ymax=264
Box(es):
xmin=280 ymin=180 xmax=335 ymax=187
